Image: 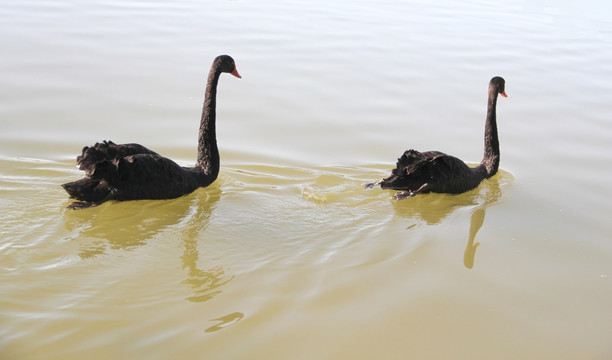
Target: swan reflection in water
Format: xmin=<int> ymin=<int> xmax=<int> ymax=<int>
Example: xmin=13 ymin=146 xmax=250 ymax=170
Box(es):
xmin=63 ymin=186 xmax=232 ymax=302
xmin=392 ymin=170 xmax=513 ymax=269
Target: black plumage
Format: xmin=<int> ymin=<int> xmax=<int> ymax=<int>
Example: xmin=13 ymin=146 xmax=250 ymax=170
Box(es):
xmin=62 ymin=55 xmax=241 ymax=209
xmin=367 ymin=76 xmax=507 ymax=199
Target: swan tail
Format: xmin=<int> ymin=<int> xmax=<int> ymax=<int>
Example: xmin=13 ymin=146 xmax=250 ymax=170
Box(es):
xmin=61 ymin=177 xmax=113 ymax=203
xmin=364 ymin=180 xmax=382 ymax=189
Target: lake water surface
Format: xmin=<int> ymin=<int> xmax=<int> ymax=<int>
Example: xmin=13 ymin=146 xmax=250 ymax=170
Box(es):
xmin=2 ymin=0 xmax=612 ymax=359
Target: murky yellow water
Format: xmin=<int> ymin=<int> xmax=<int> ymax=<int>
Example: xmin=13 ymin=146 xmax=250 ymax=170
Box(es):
xmin=2 ymin=0 xmax=612 ymax=359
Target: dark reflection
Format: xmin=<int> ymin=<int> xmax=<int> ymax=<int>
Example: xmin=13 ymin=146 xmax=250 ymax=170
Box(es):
xmin=391 ymin=171 xmax=512 ymax=269
xmin=180 ymin=212 xmax=234 ymax=303
xmin=464 ymin=208 xmax=485 ymax=269
xmin=63 ymin=185 xmax=232 ymax=301
xmin=205 ymin=312 xmax=245 ymax=333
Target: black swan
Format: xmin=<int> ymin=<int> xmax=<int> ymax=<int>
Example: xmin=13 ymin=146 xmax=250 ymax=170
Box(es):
xmin=366 ymin=76 xmax=507 ymax=200
xmin=62 ymin=55 xmax=241 ymax=209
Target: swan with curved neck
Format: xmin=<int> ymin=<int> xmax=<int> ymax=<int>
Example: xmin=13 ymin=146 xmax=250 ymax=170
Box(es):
xmin=62 ymin=55 xmax=241 ymax=209
xmin=366 ymin=76 xmax=507 ymax=199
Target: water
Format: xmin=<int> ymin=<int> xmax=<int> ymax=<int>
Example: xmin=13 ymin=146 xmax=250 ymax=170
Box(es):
xmin=2 ymin=0 xmax=612 ymax=359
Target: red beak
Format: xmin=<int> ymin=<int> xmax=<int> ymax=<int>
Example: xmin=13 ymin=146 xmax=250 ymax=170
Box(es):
xmin=231 ymin=68 xmax=241 ymax=79
xmin=500 ymin=91 xmax=507 ymax=98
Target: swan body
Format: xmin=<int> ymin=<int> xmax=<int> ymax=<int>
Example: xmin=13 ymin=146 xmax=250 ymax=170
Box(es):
xmin=62 ymin=55 xmax=241 ymax=209
xmin=367 ymin=76 xmax=507 ymax=200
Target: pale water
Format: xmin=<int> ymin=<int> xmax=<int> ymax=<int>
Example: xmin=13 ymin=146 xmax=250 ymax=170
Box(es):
xmin=2 ymin=0 xmax=612 ymax=359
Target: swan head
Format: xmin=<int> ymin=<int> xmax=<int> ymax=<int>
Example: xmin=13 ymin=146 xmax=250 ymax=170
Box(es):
xmin=215 ymin=55 xmax=241 ymax=79
xmin=490 ymin=76 xmax=507 ymax=98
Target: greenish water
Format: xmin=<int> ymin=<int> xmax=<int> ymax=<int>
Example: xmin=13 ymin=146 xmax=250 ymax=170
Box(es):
xmin=2 ymin=0 xmax=612 ymax=359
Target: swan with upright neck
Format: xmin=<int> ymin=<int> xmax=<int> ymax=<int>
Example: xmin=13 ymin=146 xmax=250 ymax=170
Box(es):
xmin=366 ymin=76 xmax=507 ymax=199
xmin=62 ymin=55 xmax=241 ymax=209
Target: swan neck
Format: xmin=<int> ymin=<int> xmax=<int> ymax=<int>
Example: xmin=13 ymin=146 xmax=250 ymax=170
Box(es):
xmin=196 ymin=66 xmax=221 ymax=179
xmin=481 ymin=89 xmax=500 ymax=177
